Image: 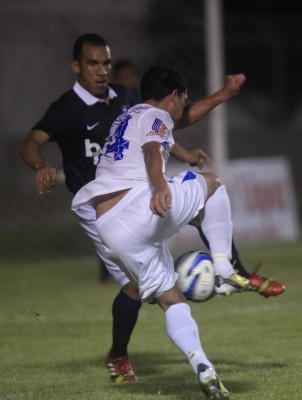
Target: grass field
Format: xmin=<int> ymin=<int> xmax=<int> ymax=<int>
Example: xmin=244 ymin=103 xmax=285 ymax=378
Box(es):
xmin=1 ymin=242 xmax=301 ymax=400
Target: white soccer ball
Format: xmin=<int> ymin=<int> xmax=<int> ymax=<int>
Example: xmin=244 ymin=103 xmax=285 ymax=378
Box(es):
xmin=175 ymin=251 xmax=216 ymax=303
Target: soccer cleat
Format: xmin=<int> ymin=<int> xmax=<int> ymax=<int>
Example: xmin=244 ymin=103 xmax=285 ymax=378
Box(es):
xmin=197 ymin=363 xmax=229 ymax=399
xmin=249 ymin=273 xmax=285 ymax=297
xmin=105 ymin=350 xmax=138 ymax=384
xmin=247 ymin=262 xmax=285 ymax=297
xmin=215 ymin=272 xmax=249 ymax=296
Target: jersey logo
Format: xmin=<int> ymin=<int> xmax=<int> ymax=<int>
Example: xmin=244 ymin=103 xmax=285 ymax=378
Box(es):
xmin=152 ymin=118 xmax=164 ymax=131
xmin=84 ymin=139 xmax=101 ymax=165
xmin=87 ymin=121 xmax=100 ymax=131
xmin=146 ymin=118 xmax=167 ymax=138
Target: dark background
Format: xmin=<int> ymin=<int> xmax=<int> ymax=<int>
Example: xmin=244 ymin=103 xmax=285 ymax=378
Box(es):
xmin=1 ymin=0 xmax=301 ymax=261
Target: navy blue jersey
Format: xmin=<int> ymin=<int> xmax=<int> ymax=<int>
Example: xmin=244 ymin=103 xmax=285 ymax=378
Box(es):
xmin=33 ymin=84 xmax=134 ymax=194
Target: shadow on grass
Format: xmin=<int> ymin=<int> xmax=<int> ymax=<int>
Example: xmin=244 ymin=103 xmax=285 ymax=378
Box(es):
xmin=210 ymin=357 xmax=287 ymax=370
xmin=46 ymin=351 xmax=287 ymax=398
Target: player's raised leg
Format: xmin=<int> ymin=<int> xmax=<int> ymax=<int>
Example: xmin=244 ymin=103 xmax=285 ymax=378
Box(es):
xmin=198 ymin=173 xmax=249 ymax=296
xmin=196 ymin=219 xmax=285 ymax=297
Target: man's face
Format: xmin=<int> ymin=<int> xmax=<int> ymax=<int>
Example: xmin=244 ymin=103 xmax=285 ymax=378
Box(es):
xmin=71 ymin=43 xmax=112 ymax=98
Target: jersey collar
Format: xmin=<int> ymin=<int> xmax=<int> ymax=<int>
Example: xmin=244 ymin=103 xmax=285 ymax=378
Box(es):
xmin=73 ymin=81 xmax=117 ymax=105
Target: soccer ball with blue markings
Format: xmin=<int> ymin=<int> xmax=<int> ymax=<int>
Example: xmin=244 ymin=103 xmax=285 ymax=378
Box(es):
xmin=175 ymin=251 xmax=216 ymax=303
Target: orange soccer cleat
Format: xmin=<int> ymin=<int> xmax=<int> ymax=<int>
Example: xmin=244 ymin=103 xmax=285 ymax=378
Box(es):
xmin=248 ymin=263 xmax=285 ymax=298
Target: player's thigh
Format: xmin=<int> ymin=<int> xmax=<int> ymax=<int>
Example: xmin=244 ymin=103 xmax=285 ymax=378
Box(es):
xmin=165 ymin=171 xmax=208 ymax=231
xmin=96 ymin=206 xmax=178 ymax=302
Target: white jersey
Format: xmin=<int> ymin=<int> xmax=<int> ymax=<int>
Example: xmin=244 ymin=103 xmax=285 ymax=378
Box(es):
xmin=71 ymin=102 xmax=211 ymax=302
xmin=72 ymin=103 xmax=175 ymax=209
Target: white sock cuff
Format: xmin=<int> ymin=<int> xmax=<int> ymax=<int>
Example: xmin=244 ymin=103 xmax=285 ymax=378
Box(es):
xmin=165 ymin=302 xmax=190 ymax=318
xmin=188 ymin=351 xmax=213 ymax=369
xmin=212 ymin=253 xmax=230 ymax=261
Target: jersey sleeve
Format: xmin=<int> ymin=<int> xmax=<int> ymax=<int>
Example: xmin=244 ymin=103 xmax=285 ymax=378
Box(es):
xmin=139 ymin=110 xmax=174 ymax=147
xmin=32 ymin=100 xmax=74 ymax=141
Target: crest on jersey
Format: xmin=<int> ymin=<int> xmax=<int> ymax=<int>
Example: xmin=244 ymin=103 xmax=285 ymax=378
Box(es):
xmin=104 ymin=114 xmax=131 ymax=161
xmin=147 ymin=118 xmax=167 ymax=139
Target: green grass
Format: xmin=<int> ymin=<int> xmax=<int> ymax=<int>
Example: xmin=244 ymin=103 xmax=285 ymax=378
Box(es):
xmin=0 ymin=242 xmax=301 ymax=399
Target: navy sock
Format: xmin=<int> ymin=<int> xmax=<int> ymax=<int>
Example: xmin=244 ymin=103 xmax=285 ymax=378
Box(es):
xmin=110 ymin=290 xmax=142 ymax=358
xmin=197 ymin=227 xmax=250 ymax=278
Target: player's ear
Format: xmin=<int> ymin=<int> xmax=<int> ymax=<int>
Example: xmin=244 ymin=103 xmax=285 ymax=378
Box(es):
xmin=171 ymin=89 xmax=178 ymax=105
xmin=71 ymin=60 xmax=80 ymax=74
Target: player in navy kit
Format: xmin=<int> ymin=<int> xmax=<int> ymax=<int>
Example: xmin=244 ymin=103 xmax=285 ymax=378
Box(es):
xmin=21 ymin=33 xmax=141 ymax=383
xmin=21 ymin=33 xmax=284 ymax=385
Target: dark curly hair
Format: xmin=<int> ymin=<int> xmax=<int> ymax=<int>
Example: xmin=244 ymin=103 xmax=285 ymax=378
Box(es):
xmin=140 ymin=63 xmax=187 ymax=102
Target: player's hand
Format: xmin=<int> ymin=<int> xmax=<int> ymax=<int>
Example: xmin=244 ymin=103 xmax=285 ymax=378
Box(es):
xmin=35 ymin=165 xmax=57 ymax=194
xmin=150 ymin=185 xmax=172 ymax=217
xmin=185 ymin=148 xmax=210 ymax=170
xmin=223 ymin=73 xmax=246 ymax=98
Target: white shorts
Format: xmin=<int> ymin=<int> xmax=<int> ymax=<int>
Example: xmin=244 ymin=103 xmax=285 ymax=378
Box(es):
xmin=73 ymin=203 xmax=130 ymax=288
xmin=95 ymin=171 xmax=208 ymax=302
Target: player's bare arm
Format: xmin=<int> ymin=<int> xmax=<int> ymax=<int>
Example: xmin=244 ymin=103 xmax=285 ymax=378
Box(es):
xmin=143 ymin=141 xmax=171 ymax=217
xmin=174 ymin=73 xmax=246 ymax=129
xmin=170 ymin=143 xmax=210 ymax=170
xmin=20 ymin=130 xmax=57 ymax=194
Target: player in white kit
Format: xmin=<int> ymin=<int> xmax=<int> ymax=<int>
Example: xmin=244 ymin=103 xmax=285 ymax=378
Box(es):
xmin=72 ymin=63 xmax=250 ymax=399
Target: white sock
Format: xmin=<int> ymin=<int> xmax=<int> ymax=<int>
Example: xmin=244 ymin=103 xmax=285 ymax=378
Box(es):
xmin=201 ymin=185 xmax=234 ymax=278
xmin=212 ymin=253 xmax=234 ymax=278
xmin=165 ymin=303 xmax=213 ymax=373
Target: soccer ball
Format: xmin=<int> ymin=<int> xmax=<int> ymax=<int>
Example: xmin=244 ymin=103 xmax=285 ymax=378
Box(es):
xmin=175 ymin=251 xmax=216 ymax=303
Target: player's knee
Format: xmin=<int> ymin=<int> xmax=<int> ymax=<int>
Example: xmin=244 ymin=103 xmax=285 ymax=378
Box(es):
xmin=202 ymin=172 xmax=222 ymax=198
xmin=157 ymin=287 xmax=187 ymax=311
xmin=122 ymin=282 xmax=141 ymax=301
